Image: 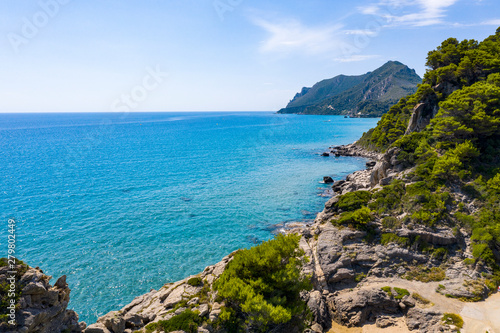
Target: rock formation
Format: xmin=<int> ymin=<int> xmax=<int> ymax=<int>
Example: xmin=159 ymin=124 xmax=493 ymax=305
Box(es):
xmin=0 ymin=261 xmax=85 ymax=333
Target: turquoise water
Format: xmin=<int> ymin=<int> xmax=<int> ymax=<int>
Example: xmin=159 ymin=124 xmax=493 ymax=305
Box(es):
xmin=0 ymin=112 xmax=377 ymax=323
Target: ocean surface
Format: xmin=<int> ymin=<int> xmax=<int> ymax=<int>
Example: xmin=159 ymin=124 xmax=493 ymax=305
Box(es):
xmin=0 ymin=112 xmax=378 ymax=324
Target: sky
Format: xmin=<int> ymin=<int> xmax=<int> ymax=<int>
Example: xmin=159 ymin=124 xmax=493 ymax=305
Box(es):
xmin=0 ymin=0 xmax=499 ymax=112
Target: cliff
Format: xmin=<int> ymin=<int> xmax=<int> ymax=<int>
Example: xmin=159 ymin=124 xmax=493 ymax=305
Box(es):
xmin=278 ymin=61 xmax=421 ymax=117
xmin=0 ymin=259 xmax=85 ymax=333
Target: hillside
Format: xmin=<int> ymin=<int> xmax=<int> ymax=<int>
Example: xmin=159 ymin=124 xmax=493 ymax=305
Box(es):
xmin=278 ymin=61 xmax=422 ymax=117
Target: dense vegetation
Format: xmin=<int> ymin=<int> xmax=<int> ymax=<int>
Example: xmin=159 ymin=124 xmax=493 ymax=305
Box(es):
xmin=359 ymin=27 xmax=500 ymax=152
xmin=214 ymin=234 xmax=312 ymax=332
xmin=145 ymin=310 xmax=202 ymax=333
xmin=354 ymin=27 xmax=500 ymax=283
xmin=278 ymin=61 xmax=421 ymax=117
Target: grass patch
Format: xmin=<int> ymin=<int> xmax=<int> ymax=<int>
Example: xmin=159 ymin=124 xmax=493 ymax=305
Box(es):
xmin=381 ymin=286 xmax=393 ymax=297
xmin=187 ymin=277 xmax=202 ymax=287
xmin=145 ymin=309 xmax=201 ymax=333
xmin=355 ymin=273 xmax=366 ymax=282
xmin=442 ymin=313 xmax=464 ymax=329
xmin=380 ymin=233 xmax=409 ymax=246
xmin=394 ymin=287 xmax=410 ymax=300
xmin=412 ymin=292 xmax=432 ymax=305
xmin=336 ymin=207 xmax=373 ymax=229
xmin=336 ymin=191 xmax=372 ymax=212
xmin=381 ymin=216 xmax=403 ymax=230
xmin=404 ymin=266 xmax=446 ymax=282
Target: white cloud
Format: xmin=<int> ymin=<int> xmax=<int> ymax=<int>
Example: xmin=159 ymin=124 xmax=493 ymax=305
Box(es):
xmin=251 ymin=18 xmax=344 ymax=55
xmin=363 ymin=0 xmax=459 ymax=27
xmin=482 ymin=19 xmax=500 ymax=26
xmin=334 ymin=54 xmax=380 ymax=63
xmin=344 ymin=29 xmax=378 ymax=37
xmin=359 ymin=5 xmax=380 ymax=15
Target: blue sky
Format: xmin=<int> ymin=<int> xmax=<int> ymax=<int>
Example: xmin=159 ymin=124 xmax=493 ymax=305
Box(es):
xmin=0 ymin=0 xmax=499 ymax=112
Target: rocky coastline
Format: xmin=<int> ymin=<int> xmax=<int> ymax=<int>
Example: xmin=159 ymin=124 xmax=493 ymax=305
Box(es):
xmin=3 ymin=143 xmax=498 ymax=333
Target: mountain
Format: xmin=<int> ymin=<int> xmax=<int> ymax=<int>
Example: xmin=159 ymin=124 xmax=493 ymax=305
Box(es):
xmin=278 ymin=61 xmax=422 ymax=117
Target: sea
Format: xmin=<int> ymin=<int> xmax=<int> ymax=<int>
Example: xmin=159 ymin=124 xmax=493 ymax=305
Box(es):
xmin=0 ymin=112 xmax=378 ymax=324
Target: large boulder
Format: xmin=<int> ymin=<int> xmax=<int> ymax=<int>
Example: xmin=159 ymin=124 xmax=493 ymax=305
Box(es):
xmin=329 ymin=288 xmax=400 ymax=327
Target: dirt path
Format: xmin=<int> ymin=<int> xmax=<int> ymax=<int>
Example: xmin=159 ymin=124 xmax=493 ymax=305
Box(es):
xmin=327 ymin=278 xmax=500 ymax=333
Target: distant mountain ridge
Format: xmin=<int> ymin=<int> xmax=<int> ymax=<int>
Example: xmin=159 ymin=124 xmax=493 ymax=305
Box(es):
xmin=278 ymin=61 xmax=422 ymax=117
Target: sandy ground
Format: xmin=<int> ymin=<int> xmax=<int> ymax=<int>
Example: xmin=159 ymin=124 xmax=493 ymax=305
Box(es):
xmin=460 ymin=292 xmax=500 ymax=333
xmin=330 ymin=319 xmax=411 ymax=333
xmin=327 ymin=278 xmax=500 ymax=333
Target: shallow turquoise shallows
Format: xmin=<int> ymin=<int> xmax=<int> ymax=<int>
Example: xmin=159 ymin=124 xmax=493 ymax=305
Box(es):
xmin=0 ymin=112 xmax=378 ymax=323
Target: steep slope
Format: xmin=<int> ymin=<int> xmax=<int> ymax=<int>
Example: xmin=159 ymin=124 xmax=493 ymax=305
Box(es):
xmin=278 ymin=61 xmax=422 ymax=117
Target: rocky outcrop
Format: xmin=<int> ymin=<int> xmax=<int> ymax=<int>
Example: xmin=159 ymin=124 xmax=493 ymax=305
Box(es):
xmin=323 ymin=176 xmax=334 ymax=183
xmin=0 ymin=262 xmax=85 ymax=333
xmin=397 ymin=226 xmax=457 ymax=246
xmin=329 ymin=143 xmax=381 ymax=161
xmin=83 ymin=254 xmax=233 ymax=333
xmin=406 ymin=308 xmax=446 ymax=332
xmin=369 ymin=147 xmax=410 ymax=186
xmin=329 ymin=288 xmax=401 ymax=327
xmin=405 ymin=90 xmax=439 ymax=135
xmin=437 ymin=278 xmax=490 ymax=301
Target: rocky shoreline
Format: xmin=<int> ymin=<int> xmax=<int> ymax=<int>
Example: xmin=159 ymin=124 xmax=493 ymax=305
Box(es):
xmin=3 ymin=143 xmax=497 ymax=333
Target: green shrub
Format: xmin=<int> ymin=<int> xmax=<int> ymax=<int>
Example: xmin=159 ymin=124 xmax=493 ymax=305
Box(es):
xmin=381 ymin=216 xmax=402 ymax=230
xmin=380 ymin=233 xmax=409 ymax=246
xmin=403 ymin=183 xmax=451 ymax=227
xmin=463 ymin=258 xmax=475 ymax=265
xmin=214 ymin=234 xmax=312 ymax=332
xmin=381 ymin=286 xmax=393 ymax=297
xmin=442 ymin=313 xmax=464 ymax=329
xmin=405 ymin=266 xmax=446 ymax=282
xmin=336 ymin=191 xmax=372 ymax=212
xmin=187 ymin=277 xmax=202 ymax=287
xmin=337 ymin=207 xmax=373 ymax=228
xmin=369 ymin=180 xmax=406 ymax=214
xmin=454 ymin=212 xmax=475 ymax=227
xmin=145 ymin=309 xmax=201 ymax=333
xmin=432 ymin=247 xmax=449 ymax=260
xmin=355 ymin=273 xmax=367 ymax=282
xmin=411 ymin=293 xmax=432 ymax=305
xmin=394 ymin=287 xmax=410 ymax=300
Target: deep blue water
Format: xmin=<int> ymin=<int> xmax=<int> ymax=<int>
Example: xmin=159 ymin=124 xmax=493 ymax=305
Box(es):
xmin=0 ymin=112 xmax=377 ymax=324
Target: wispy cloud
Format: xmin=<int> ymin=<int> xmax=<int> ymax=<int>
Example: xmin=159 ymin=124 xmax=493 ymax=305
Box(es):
xmin=344 ymin=29 xmax=379 ymax=37
xmin=334 ymin=54 xmax=381 ymax=63
xmin=251 ymin=18 xmax=345 ymax=55
xmin=482 ymin=19 xmax=500 ymax=26
xmin=360 ymin=0 xmax=459 ymax=27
